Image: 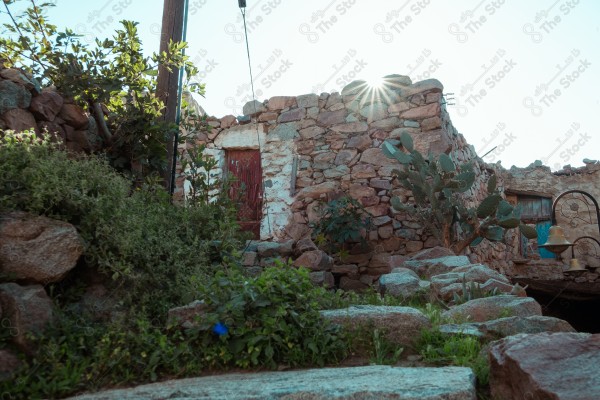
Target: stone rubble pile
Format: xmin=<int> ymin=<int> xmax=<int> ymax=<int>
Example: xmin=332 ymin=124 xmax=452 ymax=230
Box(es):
xmin=0 ymin=66 xmax=102 ymax=153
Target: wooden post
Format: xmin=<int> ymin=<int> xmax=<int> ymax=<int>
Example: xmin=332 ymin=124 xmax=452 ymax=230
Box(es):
xmin=156 ymin=0 xmax=185 ymax=191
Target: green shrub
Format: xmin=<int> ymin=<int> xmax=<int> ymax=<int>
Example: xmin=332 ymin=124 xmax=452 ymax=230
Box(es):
xmin=1 ymin=310 xmax=203 ymax=399
xmin=311 ymin=196 xmax=372 ymax=255
xmin=0 ymin=130 xmax=243 ymax=316
xmin=190 ymin=264 xmax=347 ymax=369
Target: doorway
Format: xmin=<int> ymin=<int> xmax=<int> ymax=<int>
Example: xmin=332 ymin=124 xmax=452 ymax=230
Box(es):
xmin=226 ymin=149 xmax=263 ymax=239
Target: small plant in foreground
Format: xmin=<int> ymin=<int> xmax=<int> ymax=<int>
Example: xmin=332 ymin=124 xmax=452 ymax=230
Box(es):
xmin=191 ymin=263 xmax=347 ymax=369
xmin=311 ymin=196 xmax=372 ymax=255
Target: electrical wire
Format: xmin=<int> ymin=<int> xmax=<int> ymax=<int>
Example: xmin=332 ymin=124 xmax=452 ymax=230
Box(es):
xmin=240 ymin=5 xmax=272 ymax=237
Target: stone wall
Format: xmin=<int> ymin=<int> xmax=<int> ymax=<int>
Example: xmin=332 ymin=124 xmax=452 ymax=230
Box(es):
xmin=503 ymin=162 xmax=600 ymax=267
xmin=0 ymin=66 xmax=102 ymax=152
xmin=178 ymin=75 xmax=512 ymax=287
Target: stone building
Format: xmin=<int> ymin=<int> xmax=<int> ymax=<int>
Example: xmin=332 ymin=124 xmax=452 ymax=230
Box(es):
xmin=176 ymin=75 xmax=516 ymax=288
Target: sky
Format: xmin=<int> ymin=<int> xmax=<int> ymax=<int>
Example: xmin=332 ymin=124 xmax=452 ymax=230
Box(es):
xmin=2 ymin=0 xmax=599 ymax=170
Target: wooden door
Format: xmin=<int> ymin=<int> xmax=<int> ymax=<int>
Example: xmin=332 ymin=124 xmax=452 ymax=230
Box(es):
xmin=517 ymin=195 xmax=554 ymax=258
xmin=226 ymin=149 xmax=263 ymax=239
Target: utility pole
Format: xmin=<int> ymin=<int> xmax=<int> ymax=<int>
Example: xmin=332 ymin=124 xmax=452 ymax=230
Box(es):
xmin=157 ymin=0 xmax=185 ymax=192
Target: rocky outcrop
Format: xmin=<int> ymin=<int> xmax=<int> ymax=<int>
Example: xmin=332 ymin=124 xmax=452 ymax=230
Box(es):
xmin=65 ymin=365 xmax=477 ymax=400
xmin=0 ymin=283 xmax=54 ymax=353
xmin=0 ymin=66 xmax=101 ymax=151
xmin=0 ymin=212 xmax=83 ymax=284
xmin=443 ymin=295 xmax=542 ymax=322
xmin=440 ymin=315 xmax=575 ymax=340
xmin=321 ymin=305 xmax=431 ymax=351
xmin=379 ymin=268 xmax=422 ymax=297
xmin=489 ymin=332 xmax=600 ymax=400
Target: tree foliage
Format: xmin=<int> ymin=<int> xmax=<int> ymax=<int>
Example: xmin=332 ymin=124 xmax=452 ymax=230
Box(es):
xmin=0 ymin=0 xmax=204 ymax=178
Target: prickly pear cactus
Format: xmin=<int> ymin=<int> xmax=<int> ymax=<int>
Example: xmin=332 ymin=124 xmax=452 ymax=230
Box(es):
xmin=382 ymin=136 xmax=537 ymax=253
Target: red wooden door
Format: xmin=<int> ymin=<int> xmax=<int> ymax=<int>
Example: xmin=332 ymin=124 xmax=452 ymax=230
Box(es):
xmin=226 ymin=149 xmax=263 ymax=239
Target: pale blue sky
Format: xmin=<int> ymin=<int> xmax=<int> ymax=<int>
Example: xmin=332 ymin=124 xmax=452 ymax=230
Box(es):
xmin=4 ymin=0 xmax=599 ymax=170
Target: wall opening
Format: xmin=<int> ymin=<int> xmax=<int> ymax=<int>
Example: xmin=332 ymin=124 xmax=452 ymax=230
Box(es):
xmin=226 ymin=149 xmax=263 ymax=239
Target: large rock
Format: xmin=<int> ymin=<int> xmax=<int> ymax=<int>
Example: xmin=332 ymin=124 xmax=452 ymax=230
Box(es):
xmin=65 ymin=365 xmax=476 ymax=400
xmin=0 ymin=283 xmax=53 ymax=353
xmin=58 ymin=103 xmax=89 ymax=129
xmin=293 ymin=250 xmax=333 ymax=271
xmin=489 ymin=332 xmax=600 ymax=400
xmin=404 ymin=255 xmax=471 ymax=278
xmin=296 ymin=181 xmax=339 ymax=200
xmin=167 ymin=300 xmax=207 ymax=329
xmin=242 ymin=100 xmax=266 ymax=116
xmin=379 ymin=269 xmax=421 ymax=298
xmin=0 ymin=212 xmax=84 ymax=284
xmin=443 ymin=295 xmax=542 ymax=322
xmin=29 ymin=89 xmax=64 ymax=121
xmin=411 ymin=246 xmax=455 ymax=260
xmin=440 ymin=316 xmax=575 ymax=340
xmin=0 ymin=79 xmax=31 ymax=114
xmin=309 ymin=271 xmax=335 ymax=288
xmin=321 ymin=305 xmax=431 ymax=350
xmin=0 ymin=108 xmax=38 ymax=133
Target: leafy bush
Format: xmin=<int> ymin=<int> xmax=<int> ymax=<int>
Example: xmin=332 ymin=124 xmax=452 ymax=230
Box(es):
xmin=0 ymin=130 xmax=243 ymax=316
xmin=191 ymin=264 xmax=347 ymax=369
xmin=1 ymin=310 xmax=204 ymax=399
xmin=311 ymin=196 xmax=372 ymax=255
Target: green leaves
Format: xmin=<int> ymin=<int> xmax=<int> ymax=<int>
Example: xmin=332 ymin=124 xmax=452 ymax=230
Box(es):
xmin=439 ymin=153 xmax=456 ymax=173
xmin=519 ymin=224 xmax=538 ymax=239
xmin=487 ymin=174 xmax=497 ymax=193
xmin=477 ymin=194 xmax=502 ymax=218
xmin=400 ymin=131 xmax=414 ymax=152
xmin=382 ymin=140 xmax=412 ymax=164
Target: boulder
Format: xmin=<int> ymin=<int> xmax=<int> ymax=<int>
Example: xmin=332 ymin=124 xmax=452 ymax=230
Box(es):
xmin=489 ymin=332 xmax=600 ymax=400
xmin=440 ymin=316 xmax=575 ymax=341
xmin=0 ymin=212 xmax=84 ymax=284
xmin=321 ymin=305 xmax=431 ymax=350
xmin=0 ymin=108 xmax=38 ymax=133
xmin=295 ymin=237 xmax=318 ymax=254
xmin=309 ymin=271 xmax=335 ymax=288
xmin=0 ymin=79 xmax=31 ymax=114
xmin=64 ymin=365 xmax=476 ymax=400
xmin=379 ymin=269 xmax=421 ymax=298
xmin=58 ymin=103 xmax=89 ymax=129
xmin=242 ymin=100 xmax=266 ymax=116
xmin=452 ymin=263 xmax=509 ymax=284
xmin=443 ymin=295 xmax=542 ymax=322
xmin=0 ymin=283 xmax=53 ymax=353
xmin=29 ymin=90 xmax=64 ymax=121
xmin=266 ymin=96 xmax=296 ymax=110
xmin=256 ymin=242 xmax=281 ymax=257
xmin=366 ymin=252 xmax=392 ymax=275
xmin=404 ymin=255 xmax=471 ymax=278
xmin=293 ymin=250 xmax=333 ymax=271
xmin=167 ymin=300 xmax=207 ymax=329
xmin=478 ymin=316 xmax=575 ymax=338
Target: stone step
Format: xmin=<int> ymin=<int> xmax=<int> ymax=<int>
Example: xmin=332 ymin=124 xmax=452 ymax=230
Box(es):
xmin=66 ymin=366 xmax=476 ymax=400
